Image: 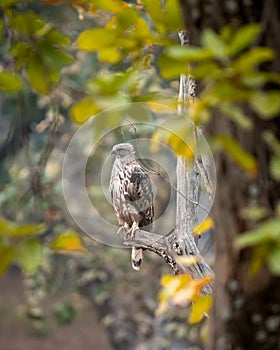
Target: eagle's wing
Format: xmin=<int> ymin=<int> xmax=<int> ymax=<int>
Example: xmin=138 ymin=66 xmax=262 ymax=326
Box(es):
xmin=124 ymin=164 xmax=154 ymax=230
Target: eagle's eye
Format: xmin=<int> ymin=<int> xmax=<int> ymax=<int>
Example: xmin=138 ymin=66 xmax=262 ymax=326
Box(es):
xmin=119 ymin=149 xmax=129 ymax=157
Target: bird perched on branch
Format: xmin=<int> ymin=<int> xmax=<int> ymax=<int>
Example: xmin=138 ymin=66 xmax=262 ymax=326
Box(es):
xmin=110 ymin=143 xmax=154 ymax=271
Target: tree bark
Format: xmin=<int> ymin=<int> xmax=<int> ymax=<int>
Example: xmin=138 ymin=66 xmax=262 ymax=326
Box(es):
xmin=179 ymin=0 xmax=280 ymax=349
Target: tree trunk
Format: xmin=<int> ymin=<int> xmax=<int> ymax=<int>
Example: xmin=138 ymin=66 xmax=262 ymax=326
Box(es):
xmin=179 ymin=0 xmax=280 ymax=348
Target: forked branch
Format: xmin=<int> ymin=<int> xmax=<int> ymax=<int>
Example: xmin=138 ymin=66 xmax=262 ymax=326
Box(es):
xmin=122 ymin=228 xmax=213 ymax=295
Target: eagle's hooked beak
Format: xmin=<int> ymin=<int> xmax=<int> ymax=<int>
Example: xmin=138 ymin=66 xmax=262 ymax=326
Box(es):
xmin=111 ymin=149 xmax=116 ymax=155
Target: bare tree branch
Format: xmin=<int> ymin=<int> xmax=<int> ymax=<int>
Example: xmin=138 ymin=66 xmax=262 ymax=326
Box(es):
xmin=122 ymin=230 xmax=185 ymax=275
xmin=122 ymin=228 xmax=213 ymax=295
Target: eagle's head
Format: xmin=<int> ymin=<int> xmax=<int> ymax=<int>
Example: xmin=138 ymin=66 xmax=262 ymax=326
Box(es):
xmin=111 ymin=143 xmax=135 ymax=161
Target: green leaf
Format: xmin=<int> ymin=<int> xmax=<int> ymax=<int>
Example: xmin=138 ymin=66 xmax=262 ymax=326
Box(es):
xmin=50 ymin=230 xmax=87 ymax=253
xmin=54 ymin=301 xmax=76 ymax=325
xmin=158 ymin=54 xmax=186 ymax=79
xmin=86 ymin=69 xmax=138 ymax=96
xmin=163 ymin=0 xmax=184 ymax=32
xmin=240 ymin=206 xmax=269 ymax=221
xmin=77 ymin=28 xmax=118 ymax=51
xmin=270 ymin=156 xmax=280 ymax=180
xmin=233 ymin=47 xmax=274 ymax=72
xmin=142 ymin=0 xmax=183 ymax=33
xmin=236 ymin=219 xmax=280 ymax=248
xmin=90 ymin=0 xmax=124 ymax=13
xmin=10 ymin=42 xmax=32 ymax=69
xmin=0 ymin=218 xmax=45 ymax=237
xmin=0 ymin=219 xmax=17 ymax=236
xmin=0 ymin=246 xmax=14 ymax=276
xmin=228 ymin=24 xmax=260 ymax=56
xmin=241 ymin=72 xmax=280 ymax=88
xmin=191 ymin=62 xmax=221 ymax=79
xmin=14 ymin=223 xmax=46 ymax=236
xmin=220 ymin=103 xmax=252 ymax=130
xmin=14 ymin=239 xmax=42 ymax=273
xmin=10 ymin=13 xmax=45 ymax=35
xmin=263 ymin=130 xmax=280 ymax=154
xmin=116 ymin=7 xmax=139 ymax=29
xmin=201 ymin=30 xmax=227 ymax=59
xmin=39 ymin=43 xmax=73 ymax=70
xmin=125 ymin=103 xmax=151 ymax=122
xmin=27 ymin=54 xmax=58 ymax=94
xmin=166 ymin=46 xmax=214 ymax=62
xmin=45 ymin=27 xmax=71 ymax=47
xmin=0 ymin=20 xmax=3 ymax=42
xmin=220 ymin=25 xmax=234 ymax=43
xmin=216 ymin=135 xmax=258 ymax=174
xmin=211 ymin=82 xmax=251 ymax=102
xmin=249 ymin=245 xmax=271 ymax=276
xmin=0 ymin=71 xmax=22 ymax=93
xmin=188 ymin=295 xmax=213 ymax=324
xmin=268 ymin=248 xmax=280 ymax=275
xmin=70 ymin=97 xmax=99 ymax=124
xmin=0 ymin=0 xmax=20 ymax=8
xmin=250 ymin=91 xmax=280 ymax=119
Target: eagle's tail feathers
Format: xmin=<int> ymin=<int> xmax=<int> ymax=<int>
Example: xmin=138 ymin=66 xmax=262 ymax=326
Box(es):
xmin=131 ymin=247 xmax=143 ymax=271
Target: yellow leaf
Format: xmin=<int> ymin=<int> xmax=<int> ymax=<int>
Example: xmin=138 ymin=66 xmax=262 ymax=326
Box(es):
xmin=189 ymin=99 xmax=211 ymax=124
xmin=157 ymin=274 xmax=212 ymax=315
xmin=188 ymin=295 xmax=213 ymax=324
xmin=168 ymin=134 xmax=195 ymax=160
xmin=194 ymin=217 xmax=214 ymax=236
xmin=77 ymin=28 xmax=117 ymax=51
xmin=135 ymin=17 xmax=150 ymax=35
xmin=98 ymin=47 xmax=121 ymax=63
xmin=157 ymin=274 xmax=192 ymax=315
xmin=161 ymin=274 xmax=177 ymax=286
xmin=50 ymin=230 xmax=87 ymax=253
xmin=172 ymin=276 xmax=212 ymax=306
xmin=106 ymin=15 xmax=117 ymax=29
xmin=70 ymin=97 xmax=99 ymax=124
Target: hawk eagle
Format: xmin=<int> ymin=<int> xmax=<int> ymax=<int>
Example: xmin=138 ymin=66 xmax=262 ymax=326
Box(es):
xmin=110 ymin=143 xmax=154 ymax=271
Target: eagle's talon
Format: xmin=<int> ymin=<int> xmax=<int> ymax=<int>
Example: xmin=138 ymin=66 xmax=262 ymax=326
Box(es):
xmin=117 ymin=223 xmax=130 ymax=235
xmin=128 ymin=221 xmax=139 ymax=238
xmin=117 ymin=226 xmax=124 ymax=235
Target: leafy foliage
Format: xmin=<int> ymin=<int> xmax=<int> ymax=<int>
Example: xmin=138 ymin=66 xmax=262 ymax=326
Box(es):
xmin=215 ymin=135 xmax=257 ymax=175
xmin=0 ymin=1 xmax=280 ymax=347
xmin=2 ymin=4 xmax=73 ymax=94
xmin=50 ymin=230 xmax=87 ymax=253
xmin=236 ymin=219 xmax=280 ymax=275
xmin=158 ymin=274 xmax=212 ymax=324
xmin=194 ymin=217 xmax=214 ymax=236
xmin=0 ymin=71 xmax=22 ymax=93
xmin=0 ymin=218 xmax=45 ymax=274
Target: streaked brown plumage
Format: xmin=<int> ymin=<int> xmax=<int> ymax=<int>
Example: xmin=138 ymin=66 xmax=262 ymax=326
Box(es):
xmin=109 ymin=143 xmax=154 ymax=270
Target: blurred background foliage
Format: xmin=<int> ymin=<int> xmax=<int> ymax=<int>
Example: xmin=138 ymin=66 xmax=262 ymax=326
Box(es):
xmin=0 ymin=0 xmax=280 ymax=349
